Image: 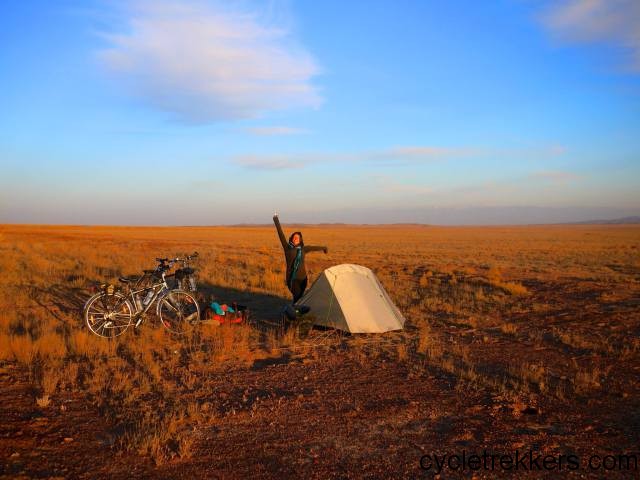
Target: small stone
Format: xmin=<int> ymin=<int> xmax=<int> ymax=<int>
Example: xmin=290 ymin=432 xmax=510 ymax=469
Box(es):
xmin=10 ymin=452 xmax=20 ymax=458
xmin=63 ymin=437 xmax=74 ymax=442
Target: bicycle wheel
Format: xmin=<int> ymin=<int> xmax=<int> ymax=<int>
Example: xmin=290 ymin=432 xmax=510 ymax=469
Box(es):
xmin=157 ymin=289 xmax=200 ymax=334
xmin=84 ymin=292 xmax=134 ymax=338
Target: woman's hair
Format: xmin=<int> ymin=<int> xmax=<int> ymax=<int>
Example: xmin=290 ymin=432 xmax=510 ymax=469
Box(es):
xmin=288 ymin=231 xmax=304 ymax=246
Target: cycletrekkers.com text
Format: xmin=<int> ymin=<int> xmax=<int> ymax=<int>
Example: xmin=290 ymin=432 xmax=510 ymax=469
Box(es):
xmin=419 ymin=450 xmax=637 ymax=475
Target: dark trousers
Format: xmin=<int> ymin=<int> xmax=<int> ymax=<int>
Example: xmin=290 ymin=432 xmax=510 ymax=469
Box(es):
xmin=290 ymin=277 xmax=308 ymax=304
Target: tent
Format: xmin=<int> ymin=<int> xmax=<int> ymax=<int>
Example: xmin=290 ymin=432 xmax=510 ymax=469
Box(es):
xmin=297 ymin=264 xmax=405 ymax=333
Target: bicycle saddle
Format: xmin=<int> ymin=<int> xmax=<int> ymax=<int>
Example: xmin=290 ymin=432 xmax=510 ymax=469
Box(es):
xmin=118 ymin=276 xmax=138 ymax=283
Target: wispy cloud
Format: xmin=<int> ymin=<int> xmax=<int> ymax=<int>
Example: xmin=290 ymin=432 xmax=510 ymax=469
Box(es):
xmin=366 ymin=146 xmax=477 ymax=164
xmin=233 ymin=145 xmax=471 ymax=170
xmin=233 ymin=144 xmax=567 ymax=170
xmin=529 ymin=170 xmax=583 ymax=183
xmin=234 ymin=155 xmax=307 ymax=170
xmin=98 ymin=1 xmax=321 ymax=122
xmin=540 ymin=0 xmax=640 ymax=72
xmin=246 ymin=126 xmax=309 ymax=136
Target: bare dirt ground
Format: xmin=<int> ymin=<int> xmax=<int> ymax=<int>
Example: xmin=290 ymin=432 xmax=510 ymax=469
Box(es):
xmin=0 ymin=224 xmax=639 ymax=478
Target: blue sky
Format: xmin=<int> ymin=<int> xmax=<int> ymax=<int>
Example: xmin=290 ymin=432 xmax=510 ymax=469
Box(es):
xmin=1 ymin=0 xmax=639 ymax=224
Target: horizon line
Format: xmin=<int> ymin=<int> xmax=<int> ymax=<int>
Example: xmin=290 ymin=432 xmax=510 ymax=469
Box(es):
xmin=2 ymin=218 xmax=639 ymax=229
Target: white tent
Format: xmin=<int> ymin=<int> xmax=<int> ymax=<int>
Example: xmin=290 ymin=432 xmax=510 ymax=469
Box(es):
xmin=297 ymin=264 xmax=405 ymax=333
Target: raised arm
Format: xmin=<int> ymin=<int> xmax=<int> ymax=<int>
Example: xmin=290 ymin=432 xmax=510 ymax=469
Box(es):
xmin=273 ymin=215 xmax=288 ymax=249
xmin=304 ymin=245 xmax=328 ymax=254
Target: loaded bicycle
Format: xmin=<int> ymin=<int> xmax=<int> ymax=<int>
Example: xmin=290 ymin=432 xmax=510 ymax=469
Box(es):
xmin=173 ymin=252 xmax=199 ymax=293
xmin=83 ymin=257 xmax=201 ymax=338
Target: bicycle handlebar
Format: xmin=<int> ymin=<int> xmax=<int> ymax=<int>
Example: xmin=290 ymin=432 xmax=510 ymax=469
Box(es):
xmin=153 ymin=258 xmax=175 ymax=274
xmin=172 ymin=252 xmax=199 ymax=264
xmin=149 ymin=253 xmax=199 ymax=275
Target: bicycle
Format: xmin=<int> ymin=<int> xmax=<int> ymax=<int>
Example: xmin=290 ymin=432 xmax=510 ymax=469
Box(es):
xmin=173 ymin=251 xmax=199 ymax=293
xmin=83 ymin=258 xmax=201 ymax=338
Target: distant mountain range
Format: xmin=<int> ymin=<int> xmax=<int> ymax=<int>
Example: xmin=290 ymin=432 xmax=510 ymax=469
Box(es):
xmin=567 ymin=216 xmax=640 ymax=225
xmin=6 ymin=206 xmax=639 ymax=227
xmin=230 ymin=213 xmax=640 ymax=227
xmin=278 ymin=206 xmax=640 ymax=226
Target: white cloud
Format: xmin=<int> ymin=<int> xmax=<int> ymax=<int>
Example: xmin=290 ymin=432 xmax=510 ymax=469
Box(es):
xmin=234 ymin=155 xmax=307 ymax=170
xmin=98 ymin=1 xmax=322 ymax=122
xmin=365 ymin=146 xmax=478 ymax=164
xmin=246 ymin=126 xmax=309 ymax=136
xmin=541 ymin=0 xmax=640 ymax=72
xmin=232 ymin=144 xmax=566 ymax=170
xmin=233 ymin=145 xmax=467 ymax=170
xmin=529 ymin=170 xmax=583 ymax=183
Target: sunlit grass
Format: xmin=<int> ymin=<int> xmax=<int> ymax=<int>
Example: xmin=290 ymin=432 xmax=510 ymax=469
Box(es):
xmin=0 ymin=223 xmax=638 ymax=463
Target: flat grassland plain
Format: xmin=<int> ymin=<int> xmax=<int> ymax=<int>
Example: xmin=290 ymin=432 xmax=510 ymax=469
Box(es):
xmin=0 ymin=224 xmax=639 ymax=479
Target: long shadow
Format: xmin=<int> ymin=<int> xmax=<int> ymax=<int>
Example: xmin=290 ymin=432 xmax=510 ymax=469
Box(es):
xmin=36 ymin=277 xmax=288 ymax=322
xmin=31 ymin=277 xmax=290 ymax=342
xmin=27 ymin=284 xmax=89 ymax=314
xmin=39 ymin=273 xmax=285 ymax=310
xmin=197 ymin=281 xmax=302 ymax=370
xmin=26 ymin=284 xmax=91 ymax=334
xmin=197 ymin=281 xmax=288 ymax=322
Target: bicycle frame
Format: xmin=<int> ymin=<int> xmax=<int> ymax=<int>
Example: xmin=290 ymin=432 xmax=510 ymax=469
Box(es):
xmin=124 ymin=271 xmax=174 ymax=320
xmin=84 ymin=255 xmax=202 ymax=337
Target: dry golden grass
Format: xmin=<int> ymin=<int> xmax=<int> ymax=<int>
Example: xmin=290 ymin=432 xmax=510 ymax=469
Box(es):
xmin=1 ymin=223 xmax=639 ymax=464
xmin=500 ymin=322 xmax=518 ymax=335
xmin=35 ymin=394 xmax=51 ymax=408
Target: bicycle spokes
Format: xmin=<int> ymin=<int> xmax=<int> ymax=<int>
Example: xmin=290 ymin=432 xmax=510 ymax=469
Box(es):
xmin=84 ymin=293 xmax=133 ymax=338
xmin=84 ymin=253 xmax=201 ymax=337
xmin=158 ymin=291 xmax=200 ymax=334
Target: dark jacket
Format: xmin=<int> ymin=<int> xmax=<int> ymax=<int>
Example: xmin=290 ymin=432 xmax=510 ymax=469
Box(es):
xmin=273 ymin=216 xmax=326 ymax=286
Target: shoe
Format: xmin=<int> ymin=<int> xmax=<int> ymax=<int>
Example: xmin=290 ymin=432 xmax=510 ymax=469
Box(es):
xmin=282 ymin=304 xmax=297 ymax=320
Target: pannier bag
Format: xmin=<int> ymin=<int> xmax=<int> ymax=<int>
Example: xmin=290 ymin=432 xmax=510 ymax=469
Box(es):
xmin=204 ymin=301 xmax=248 ymax=324
xmin=175 ymin=267 xmax=197 ymax=291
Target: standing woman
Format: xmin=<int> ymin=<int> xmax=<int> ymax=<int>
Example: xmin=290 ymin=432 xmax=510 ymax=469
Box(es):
xmin=273 ymin=214 xmax=328 ymax=303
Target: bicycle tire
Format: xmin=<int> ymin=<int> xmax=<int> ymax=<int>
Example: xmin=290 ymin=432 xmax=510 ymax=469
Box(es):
xmin=84 ymin=291 xmax=134 ymax=338
xmin=157 ymin=289 xmax=201 ymax=335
